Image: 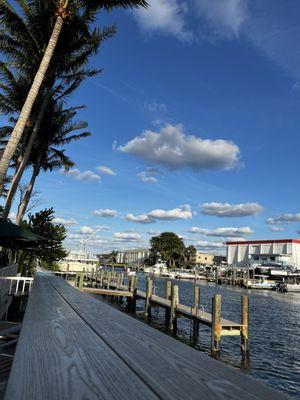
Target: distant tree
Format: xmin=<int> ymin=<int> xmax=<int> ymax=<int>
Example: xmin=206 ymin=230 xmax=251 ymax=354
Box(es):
xmin=22 ymin=208 xmax=67 ymax=271
xmin=150 ymin=232 xmax=185 ymax=268
xmin=184 ymin=245 xmax=196 ymax=267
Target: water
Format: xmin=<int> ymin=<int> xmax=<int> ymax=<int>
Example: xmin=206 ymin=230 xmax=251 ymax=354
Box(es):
xmin=106 ymin=272 xmax=300 ymax=399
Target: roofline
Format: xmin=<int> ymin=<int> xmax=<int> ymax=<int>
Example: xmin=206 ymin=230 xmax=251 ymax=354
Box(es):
xmin=226 ymin=239 xmax=300 ymax=245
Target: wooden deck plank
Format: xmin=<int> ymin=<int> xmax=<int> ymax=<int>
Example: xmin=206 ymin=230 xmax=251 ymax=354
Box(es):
xmin=4 ymin=274 xmax=159 ymax=400
xmin=51 ymin=275 xmax=289 ymax=400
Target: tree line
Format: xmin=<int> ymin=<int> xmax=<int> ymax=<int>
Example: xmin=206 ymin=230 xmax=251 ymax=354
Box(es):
xmin=0 ymin=0 xmax=148 ymax=224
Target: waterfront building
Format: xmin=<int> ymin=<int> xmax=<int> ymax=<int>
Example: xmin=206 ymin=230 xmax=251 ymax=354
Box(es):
xmin=58 ymin=250 xmax=98 ymax=272
xmin=226 ymin=239 xmax=300 ymax=269
xmin=188 ymin=251 xmax=215 ymax=266
xmin=116 ymin=248 xmax=150 ymax=264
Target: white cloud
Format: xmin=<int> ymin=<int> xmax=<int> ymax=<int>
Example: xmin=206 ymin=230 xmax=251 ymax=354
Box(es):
xmin=96 ymin=165 xmax=117 ymax=176
xmin=267 ymin=213 xmax=300 ymax=225
xmin=200 ymin=202 xmax=263 ymax=217
xmin=132 ymin=0 xmax=192 ymax=41
xmin=125 ymin=213 xmax=154 ymax=224
xmin=194 ymin=0 xmax=248 ymax=38
xmin=67 ymin=233 xmax=82 ymax=239
xmin=125 ymin=205 xmax=192 ymax=224
xmin=79 ymin=226 xmax=95 ymax=235
xmin=8 ymin=212 xmax=16 ymax=222
xmin=148 ymin=204 xmax=192 ymax=220
xmin=270 ymin=226 xmax=285 ymax=232
xmin=144 ymin=100 xmax=167 ymax=113
xmin=146 ymin=229 xmax=161 ymax=236
xmin=137 ymin=167 xmax=163 ymax=184
xmin=119 ymin=124 xmax=240 ymax=170
xmin=189 ymin=226 xmax=253 ymax=237
xmin=92 ymin=209 xmax=118 ymax=218
xmin=195 ymin=240 xmax=225 ymax=252
xmin=65 ymin=168 xmax=101 ymax=182
xmin=53 ymin=217 xmax=78 ymax=226
xmin=113 ymin=232 xmax=142 ymax=242
xmin=95 ymin=225 xmax=110 ymax=231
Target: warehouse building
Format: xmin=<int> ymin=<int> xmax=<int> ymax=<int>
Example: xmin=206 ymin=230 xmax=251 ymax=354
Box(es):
xmin=226 ymin=239 xmax=300 ymax=270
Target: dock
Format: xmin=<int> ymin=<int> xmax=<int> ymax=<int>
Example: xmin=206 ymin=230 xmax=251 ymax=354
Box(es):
xmin=76 ymin=270 xmax=248 ymax=354
xmin=4 ymin=273 xmax=289 ymax=399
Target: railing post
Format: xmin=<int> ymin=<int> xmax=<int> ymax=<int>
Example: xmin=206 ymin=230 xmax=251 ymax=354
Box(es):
xmin=241 ymin=295 xmax=249 ymax=355
xmin=211 ymin=294 xmax=222 ymax=355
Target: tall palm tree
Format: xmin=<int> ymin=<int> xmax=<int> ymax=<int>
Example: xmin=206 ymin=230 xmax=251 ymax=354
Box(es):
xmin=0 ymin=0 xmax=148 ymax=193
xmin=3 ymin=99 xmax=90 ymax=220
xmin=0 ymin=10 xmax=113 ymax=203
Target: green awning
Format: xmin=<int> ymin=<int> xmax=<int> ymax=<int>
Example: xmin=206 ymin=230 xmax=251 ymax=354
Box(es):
xmin=0 ymin=219 xmax=47 ymax=248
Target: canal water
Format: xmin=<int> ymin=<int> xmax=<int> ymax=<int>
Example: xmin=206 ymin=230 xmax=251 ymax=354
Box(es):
xmin=107 ymin=272 xmax=300 ymax=399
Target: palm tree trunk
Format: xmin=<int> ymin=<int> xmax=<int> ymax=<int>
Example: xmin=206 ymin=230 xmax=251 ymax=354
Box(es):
xmin=2 ymin=92 xmax=51 ymax=220
xmin=0 ymin=9 xmax=67 ymax=195
xmin=15 ymin=166 xmax=39 ymax=226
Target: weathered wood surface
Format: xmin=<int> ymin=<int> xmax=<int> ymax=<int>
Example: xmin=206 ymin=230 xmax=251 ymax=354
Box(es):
xmin=81 ymin=287 xmax=133 ymax=297
xmin=5 ymin=274 xmax=290 ymax=400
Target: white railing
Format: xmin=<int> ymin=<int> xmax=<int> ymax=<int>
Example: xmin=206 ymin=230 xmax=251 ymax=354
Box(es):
xmin=0 ymin=277 xmax=34 ymax=296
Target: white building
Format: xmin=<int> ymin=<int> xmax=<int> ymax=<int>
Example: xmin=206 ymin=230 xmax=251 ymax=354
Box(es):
xmin=226 ymin=239 xmax=300 ymax=270
xmin=116 ymin=249 xmax=149 ymax=264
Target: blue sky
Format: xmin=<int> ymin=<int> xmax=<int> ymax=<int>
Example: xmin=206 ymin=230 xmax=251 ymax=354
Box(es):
xmin=6 ymin=0 xmax=300 ymax=254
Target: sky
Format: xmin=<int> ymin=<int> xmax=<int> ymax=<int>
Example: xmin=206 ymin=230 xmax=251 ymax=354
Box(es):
xmin=5 ymin=0 xmax=300 ymax=255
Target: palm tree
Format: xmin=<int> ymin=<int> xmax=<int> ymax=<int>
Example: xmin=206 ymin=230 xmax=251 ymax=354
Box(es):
xmin=3 ymin=99 xmax=90 ymax=221
xmin=15 ymin=148 xmax=74 ymax=225
xmin=0 ymin=7 xmax=114 ymax=203
xmin=0 ymin=0 xmax=148 ymax=193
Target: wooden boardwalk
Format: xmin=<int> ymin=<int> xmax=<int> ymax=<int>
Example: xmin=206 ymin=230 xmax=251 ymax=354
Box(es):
xmin=5 ymin=273 xmax=290 ymax=399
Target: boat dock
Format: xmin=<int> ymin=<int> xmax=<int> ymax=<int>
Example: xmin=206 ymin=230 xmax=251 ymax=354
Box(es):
xmin=4 ymin=273 xmax=290 ymax=399
xmin=76 ymin=269 xmax=248 ymax=354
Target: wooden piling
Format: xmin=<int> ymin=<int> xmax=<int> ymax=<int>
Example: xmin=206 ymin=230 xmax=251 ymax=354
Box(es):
xmin=193 ymin=286 xmax=200 ymax=341
xmin=106 ymin=271 xmax=111 ymax=289
xmin=99 ymin=270 xmax=104 ymax=287
xmin=116 ymin=274 xmax=121 ymax=289
xmin=78 ymin=272 xmax=84 ymax=291
xmin=145 ymin=278 xmax=153 ymax=317
xmin=232 ymin=267 xmax=237 ymax=285
xmin=166 ymin=280 xmax=172 ymax=301
xmin=241 ymin=295 xmax=249 ymax=355
xmin=211 ymin=294 xmax=221 ymax=355
xmin=170 ymin=285 xmax=179 ymax=332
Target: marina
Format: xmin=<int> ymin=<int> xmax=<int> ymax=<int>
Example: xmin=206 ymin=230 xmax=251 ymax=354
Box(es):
xmin=71 ymin=267 xmax=300 ymax=399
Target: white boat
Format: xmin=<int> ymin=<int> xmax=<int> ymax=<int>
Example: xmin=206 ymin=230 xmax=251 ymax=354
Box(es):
xmin=285 ymin=284 xmax=300 ymax=292
xmin=246 ymin=275 xmax=276 ymax=290
xmin=144 ymin=261 xmax=168 ymax=276
xmin=125 ymin=267 xmax=136 ymax=277
xmin=276 ymin=278 xmax=300 ymax=292
xmin=175 ymin=269 xmax=197 ymax=280
xmin=161 ymin=271 xmax=176 ymax=279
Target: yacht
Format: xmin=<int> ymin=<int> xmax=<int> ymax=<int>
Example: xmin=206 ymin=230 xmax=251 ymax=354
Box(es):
xmin=246 ymin=275 xmax=276 ymax=290
xmin=58 ymin=250 xmax=99 ymax=272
